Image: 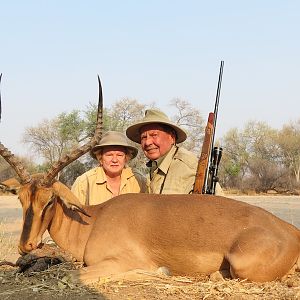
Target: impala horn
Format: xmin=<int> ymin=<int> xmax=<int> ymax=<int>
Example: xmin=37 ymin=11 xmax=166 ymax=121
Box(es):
xmin=41 ymin=75 xmax=103 ymax=186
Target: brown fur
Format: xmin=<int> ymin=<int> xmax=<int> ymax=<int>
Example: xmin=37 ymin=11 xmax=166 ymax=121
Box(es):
xmin=12 ymin=181 xmax=300 ymax=284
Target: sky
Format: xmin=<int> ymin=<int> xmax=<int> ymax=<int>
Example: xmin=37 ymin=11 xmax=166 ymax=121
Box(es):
xmin=0 ymin=0 xmax=299 ymax=159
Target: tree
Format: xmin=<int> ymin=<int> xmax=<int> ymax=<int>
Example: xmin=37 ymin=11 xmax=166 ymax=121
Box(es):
xmin=242 ymin=122 xmax=285 ymax=192
xmin=219 ymin=128 xmax=248 ymax=189
xmin=107 ymin=98 xmax=148 ymax=132
xmin=0 ymin=155 xmax=38 ymax=182
xmin=21 ymin=98 xmax=205 ymax=184
xmin=0 ymin=157 xmax=17 ymax=181
xmin=83 ymin=103 xmax=110 ymax=139
xmin=169 ymin=98 xmax=205 ymax=154
xmin=22 ymin=110 xmax=85 ymax=166
xmin=59 ymin=160 xmax=87 ymax=187
xmin=220 ymin=121 xmax=287 ymax=193
xmin=277 ymin=120 xmax=300 ymax=184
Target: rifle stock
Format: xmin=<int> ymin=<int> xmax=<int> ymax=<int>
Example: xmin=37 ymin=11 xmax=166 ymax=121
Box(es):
xmin=193 ymin=113 xmax=214 ymax=194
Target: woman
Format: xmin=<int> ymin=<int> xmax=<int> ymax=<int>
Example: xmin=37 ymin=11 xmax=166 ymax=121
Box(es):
xmin=71 ymin=131 xmax=146 ymax=205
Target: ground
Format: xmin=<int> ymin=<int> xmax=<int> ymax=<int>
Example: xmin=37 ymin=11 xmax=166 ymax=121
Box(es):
xmin=1 ymin=195 xmax=300 ymax=299
xmin=1 ymin=263 xmax=300 ymax=299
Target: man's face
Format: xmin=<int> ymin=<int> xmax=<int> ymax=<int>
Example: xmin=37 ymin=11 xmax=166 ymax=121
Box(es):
xmin=140 ymin=124 xmax=176 ymax=160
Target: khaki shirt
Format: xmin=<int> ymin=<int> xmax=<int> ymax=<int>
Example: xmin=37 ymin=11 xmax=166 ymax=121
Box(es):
xmin=71 ymin=166 xmax=143 ymax=205
xmin=148 ymin=145 xmax=198 ymax=194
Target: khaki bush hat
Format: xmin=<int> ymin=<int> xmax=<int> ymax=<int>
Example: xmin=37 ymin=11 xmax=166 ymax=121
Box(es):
xmin=91 ymin=131 xmax=138 ymax=159
xmin=126 ymin=109 xmax=187 ymax=144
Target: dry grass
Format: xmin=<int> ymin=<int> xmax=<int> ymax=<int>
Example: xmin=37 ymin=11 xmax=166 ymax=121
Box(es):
xmin=0 ymin=222 xmax=18 ymax=261
xmin=1 ymin=262 xmax=300 ymax=300
xmin=1 ymin=222 xmax=300 ymax=299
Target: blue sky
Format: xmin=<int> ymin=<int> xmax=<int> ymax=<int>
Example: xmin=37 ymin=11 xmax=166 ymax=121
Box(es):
xmin=1 ymin=1 xmax=299 ymax=158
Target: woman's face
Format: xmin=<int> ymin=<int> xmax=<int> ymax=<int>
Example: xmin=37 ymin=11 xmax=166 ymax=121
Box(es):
xmin=95 ymin=146 xmax=127 ymax=177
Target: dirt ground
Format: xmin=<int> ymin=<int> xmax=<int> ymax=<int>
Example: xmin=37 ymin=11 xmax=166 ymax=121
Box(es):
xmin=1 ymin=195 xmax=300 ymax=299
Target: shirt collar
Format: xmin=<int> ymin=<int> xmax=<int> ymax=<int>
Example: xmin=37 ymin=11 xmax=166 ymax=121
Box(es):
xmin=95 ymin=166 xmax=134 ymax=184
xmin=95 ymin=167 xmax=107 ymax=184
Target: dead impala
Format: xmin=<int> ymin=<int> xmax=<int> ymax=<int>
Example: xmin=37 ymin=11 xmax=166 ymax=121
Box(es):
xmin=1 ymin=78 xmax=300 ymax=284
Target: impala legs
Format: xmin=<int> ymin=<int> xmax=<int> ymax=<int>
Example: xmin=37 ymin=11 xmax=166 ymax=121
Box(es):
xmin=70 ymin=260 xmax=168 ymax=284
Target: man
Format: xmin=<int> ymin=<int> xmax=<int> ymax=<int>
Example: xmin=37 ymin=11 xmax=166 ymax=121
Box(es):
xmin=126 ymin=109 xmax=198 ymax=194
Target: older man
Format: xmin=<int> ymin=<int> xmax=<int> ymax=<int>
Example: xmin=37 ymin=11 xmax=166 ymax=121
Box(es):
xmin=126 ymin=109 xmax=198 ymax=194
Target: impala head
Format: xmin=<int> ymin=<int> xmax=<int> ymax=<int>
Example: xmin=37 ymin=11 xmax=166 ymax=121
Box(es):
xmin=0 ymin=75 xmax=103 ymax=255
xmin=17 ymin=177 xmax=57 ymax=254
xmin=17 ymin=177 xmax=90 ymax=254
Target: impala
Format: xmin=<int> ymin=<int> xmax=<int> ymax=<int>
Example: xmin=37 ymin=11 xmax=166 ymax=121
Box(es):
xmin=1 ymin=77 xmax=300 ymax=284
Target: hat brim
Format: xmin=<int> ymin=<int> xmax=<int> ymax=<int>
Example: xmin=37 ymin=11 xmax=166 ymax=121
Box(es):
xmin=126 ymin=121 xmax=187 ymax=144
xmin=90 ymin=144 xmax=138 ymax=160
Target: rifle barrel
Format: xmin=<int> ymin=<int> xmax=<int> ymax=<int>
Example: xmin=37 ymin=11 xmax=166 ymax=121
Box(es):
xmin=204 ymin=61 xmax=224 ymax=193
xmin=211 ymin=61 xmax=224 ymax=151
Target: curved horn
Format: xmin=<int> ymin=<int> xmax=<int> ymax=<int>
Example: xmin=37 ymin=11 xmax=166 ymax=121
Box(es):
xmin=42 ymin=75 xmax=103 ymax=185
xmin=0 ymin=143 xmax=32 ymax=184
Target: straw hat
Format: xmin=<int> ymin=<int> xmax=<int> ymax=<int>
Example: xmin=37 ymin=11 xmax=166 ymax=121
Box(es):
xmin=126 ymin=109 xmax=187 ymax=144
xmin=91 ymin=131 xmax=138 ymax=159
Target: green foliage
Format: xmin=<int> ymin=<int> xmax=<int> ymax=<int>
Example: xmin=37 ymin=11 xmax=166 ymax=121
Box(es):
xmin=221 ymin=120 xmax=300 ymax=193
xmin=13 ymin=95 xmax=300 ymax=194
xmin=83 ymin=102 xmax=110 ymax=138
xmin=57 ymin=110 xmax=84 ymax=142
xmin=277 ymin=120 xmax=300 ymax=183
xmin=22 ymin=110 xmax=84 ymax=165
xmin=225 ymin=162 xmax=241 ymax=177
xmin=107 ymin=98 xmax=147 ymax=131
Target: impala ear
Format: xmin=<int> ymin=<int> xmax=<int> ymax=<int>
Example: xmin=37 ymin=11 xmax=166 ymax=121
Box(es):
xmin=52 ymin=181 xmax=91 ymax=217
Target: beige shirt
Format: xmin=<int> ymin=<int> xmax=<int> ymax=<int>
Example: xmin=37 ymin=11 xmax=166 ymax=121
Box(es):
xmin=148 ymin=145 xmax=198 ymax=194
xmin=71 ymin=166 xmax=143 ymax=205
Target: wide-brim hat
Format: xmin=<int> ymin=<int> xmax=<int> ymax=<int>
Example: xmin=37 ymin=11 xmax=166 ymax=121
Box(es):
xmin=126 ymin=109 xmax=187 ymax=144
xmin=90 ymin=131 xmax=138 ymax=159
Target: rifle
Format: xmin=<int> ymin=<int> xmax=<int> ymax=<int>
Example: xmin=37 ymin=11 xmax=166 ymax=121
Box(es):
xmin=193 ymin=61 xmax=224 ymax=194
